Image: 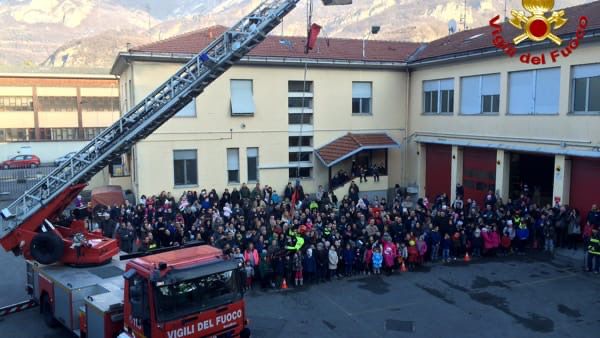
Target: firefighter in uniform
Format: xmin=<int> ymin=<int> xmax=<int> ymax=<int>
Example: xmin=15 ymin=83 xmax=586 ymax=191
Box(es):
xmin=587 ymin=227 xmax=600 ymax=273
xmin=286 ymin=228 xmax=305 ymax=252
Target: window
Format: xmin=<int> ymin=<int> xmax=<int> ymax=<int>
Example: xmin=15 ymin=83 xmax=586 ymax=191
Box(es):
xmin=51 ymin=128 xmax=80 ymax=141
xmin=288 ymin=97 xmax=313 ymax=109
xmin=227 ymin=148 xmax=240 ymax=183
xmin=247 ymin=148 xmax=259 ymax=182
xmin=173 ymin=150 xmax=198 ymax=186
xmin=230 ymin=80 xmax=255 ymax=115
xmin=84 ymin=127 xmax=105 ymax=140
xmin=38 ymin=96 xmax=78 ymax=112
xmin=81 ymin=97 xmax=119 ymax=111
xmin=289 ymin=167 xmax=312 ymax=179
xmin=352 ymin=82 xmax=372 ymax=114
xmin=0 ymin=96 xmax=33 ymax=111
xmin=289 ymin=152 xmax=312 ymax=162
xmin=288 ymin=136 xmax=312 ymax=147
xmin=175 ymin=99 xmax=196 ymax=117
xmin=2 ymin=128 xmax=31 ymax=142
xmin=288 ymin=81 xmax=313 ymax=93
xmin=424 ymin=79 xmax=454 ymax=114
xmin=461 ymin=74 xmax=500 ymax=114
xmin=572 ymin=64 xmax=600 ymax=113
xmin=509 ymin=68 xmax=560 ymax=115
xmin=109 ymin=154 xmax=130 ymax=177
xmin=288 ymin=114 xmax=313 ymax=125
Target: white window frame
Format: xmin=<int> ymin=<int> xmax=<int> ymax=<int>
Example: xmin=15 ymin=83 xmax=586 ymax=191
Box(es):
xmin=227 ymin=148 xmax=240 ymax=184
xmin=571 ymin=63 xmax=600 ymax=114
xmin=247 ymin=147 xmax=259 ymax=183
xmin=423 ymin=79 xmax=454 ymax=114
xmin=352 ymin=82 xmax=373 ymax=115
xmin=508 ymin=68 xmax=560 ymax=115
xmin=460 ymin=74 xmax=500 ymax=115
xmin=173 ymin=150 xmax=198 ymax=187
xmin=175 ymin=98 xmax=197 ymax=117
xmin=230 ymin=79 xmax=255 ymax=116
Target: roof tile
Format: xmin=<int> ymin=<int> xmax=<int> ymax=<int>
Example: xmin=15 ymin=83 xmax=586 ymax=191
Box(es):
xmin=131 ymin=26 xmax=420 ymax=63
xmin=316 ymin=133 xmax=399 ymax=166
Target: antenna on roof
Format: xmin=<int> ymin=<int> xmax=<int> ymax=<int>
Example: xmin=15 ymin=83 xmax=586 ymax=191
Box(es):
xmin=459 ymin=0 xmax=468 ymax=31
xmin=448 ymin=19 xmax=457 ymax=35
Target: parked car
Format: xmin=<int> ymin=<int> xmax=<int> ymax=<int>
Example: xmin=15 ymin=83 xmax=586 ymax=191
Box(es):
xmin=54 ymin=152 xmax=76 ymax=166
xmin=1 ymin=155 xmax=41 ymax=169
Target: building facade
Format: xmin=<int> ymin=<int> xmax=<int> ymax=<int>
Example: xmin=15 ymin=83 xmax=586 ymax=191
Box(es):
xmin=111 ymin=1 xmax=600 ymax=212
xmin=111 ymin=26 xmax=417 ymax=198
xmin=0 ymin=72 xmax=120 ymax=162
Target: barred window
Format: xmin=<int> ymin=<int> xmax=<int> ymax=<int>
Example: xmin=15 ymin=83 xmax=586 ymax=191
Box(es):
xmin=0 ymin=96 xmax=33 ymax=111
xmin=38 ymin=96 xmax=78 ymax=112
xmin=81 ymin=97 xmax=119 ymax=111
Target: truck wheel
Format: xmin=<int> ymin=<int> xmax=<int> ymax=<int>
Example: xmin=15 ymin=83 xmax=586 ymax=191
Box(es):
xmin=30 ymin=232 xmax=64 ymax=265
xmin=41 ymin=295 xmax=59 ymax=328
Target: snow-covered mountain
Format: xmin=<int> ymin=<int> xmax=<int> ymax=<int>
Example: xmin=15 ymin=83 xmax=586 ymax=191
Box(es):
xmin=0 ymin=0 xmax=594 ymax=69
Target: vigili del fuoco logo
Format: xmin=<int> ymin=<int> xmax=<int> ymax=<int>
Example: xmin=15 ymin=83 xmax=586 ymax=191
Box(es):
xmin=489 ymin=0 xmax=589 ymax=65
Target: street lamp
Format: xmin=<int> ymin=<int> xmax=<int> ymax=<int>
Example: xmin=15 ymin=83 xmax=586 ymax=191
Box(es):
xmin=362 ymin=26 xmax=381 ymax=58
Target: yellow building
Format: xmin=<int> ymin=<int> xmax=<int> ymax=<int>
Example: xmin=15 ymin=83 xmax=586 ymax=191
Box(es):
xmin=111 ymin=1 xmax=600 ymax=213
xmin=111 ymin=26 xmax=418 ymax=199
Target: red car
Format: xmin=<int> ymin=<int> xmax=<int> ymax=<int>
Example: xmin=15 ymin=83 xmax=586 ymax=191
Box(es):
xmin=2 ymin=155 xmax=41 ymax=169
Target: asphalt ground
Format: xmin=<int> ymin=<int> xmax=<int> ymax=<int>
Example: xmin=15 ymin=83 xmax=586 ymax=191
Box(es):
xmin=1 ymin=251 xmax=599 ymax=338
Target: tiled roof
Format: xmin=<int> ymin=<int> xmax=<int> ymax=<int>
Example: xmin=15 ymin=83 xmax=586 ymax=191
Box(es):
xmin=315 ymin=133 xmax=399 ymax=167
xmin=130 ymin=25 xmax=421 ymax=63
xmin=413 ymin=1 xmax=600 ymax=62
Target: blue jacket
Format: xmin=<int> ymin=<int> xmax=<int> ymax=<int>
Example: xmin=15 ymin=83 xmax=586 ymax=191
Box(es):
xmin=430 ymin=231 xmax=441 ymax=245
xmin=372 ymin=252 xmax=383 ymax=268
xmin=303 ymin=254 xmax=317 ymax=273
xmin=442 ymin=238 xmax=452 ymax=250
xmin=516 ymin=226 xmax=529 ymax=240
xmin=342 ymin=249 xmax=354 ymax=265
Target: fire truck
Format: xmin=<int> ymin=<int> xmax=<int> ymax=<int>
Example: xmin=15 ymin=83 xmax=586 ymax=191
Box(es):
xmin=0 ymin=1 xmax=354 ymax=337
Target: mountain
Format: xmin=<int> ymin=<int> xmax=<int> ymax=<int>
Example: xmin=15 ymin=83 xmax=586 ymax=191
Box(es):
xmin=0 ymin=0 xmax=594 ymax=70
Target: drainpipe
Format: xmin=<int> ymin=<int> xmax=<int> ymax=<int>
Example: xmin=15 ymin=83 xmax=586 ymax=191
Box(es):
xmin=403 ymin=67 xmax=411 ymax=189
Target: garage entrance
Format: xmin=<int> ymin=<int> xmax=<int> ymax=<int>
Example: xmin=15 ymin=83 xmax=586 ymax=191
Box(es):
xmin=570 ymin=157 xmax=600 ymax=213
xmin=462 ymin=147 xmax=496 ymax=204
xmin=509 ymin=153 xmax=554 ymax=206
xmin=425 ymin=144 xmax=451 ymax=200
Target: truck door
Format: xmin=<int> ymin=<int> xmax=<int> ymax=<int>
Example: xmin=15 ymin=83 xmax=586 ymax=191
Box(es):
xmin=127 ymin=276 xmax=152 ymax=338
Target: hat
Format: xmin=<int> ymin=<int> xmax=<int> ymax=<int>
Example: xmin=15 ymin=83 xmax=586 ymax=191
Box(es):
xmin=409 ymin=240 xmax=416 ymax=246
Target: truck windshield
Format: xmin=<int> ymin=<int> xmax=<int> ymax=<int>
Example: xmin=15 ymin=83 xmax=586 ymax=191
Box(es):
xmin=155 ymin=269 xmax=242 ymax=322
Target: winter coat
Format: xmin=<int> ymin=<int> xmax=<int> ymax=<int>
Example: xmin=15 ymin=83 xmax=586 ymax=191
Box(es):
xmin=372 ymin=252 xmax=383 ymax=269
xmin=328 ymin=249 xmax=339 ymax=270
xmin=441 ymin=238 xmax=452 ymax=250
xmin=293 ymin=254 xmax=303 ymax=272
xmin=316 ymin=248 xmax=328 ymax=268
xmin=244 ymin=249 xmax=260 ymax=267
xmin=364 ymin=248 xmax=373 ymax=265
xmin=303 ymin=254 xmax=317 ymax=273
xmin=482 ymin=231 xmax=500 ymax=249
xmin=342 ymin=249 xmax=354 ymax=266
xmin=382 ymin=240 xmax=397 ymax=268
xmin=408 ymin=245 xmax=420 ymax=263
xmin=258 ymin=253 xmax=273 ymax=277
xmin=516 ymin=226 xmax=529 ymax=240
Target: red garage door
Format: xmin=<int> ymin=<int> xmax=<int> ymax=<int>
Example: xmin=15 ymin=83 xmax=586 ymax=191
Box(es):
xmin=570 ymin=157 xmax=600 ymax=215
xmin=463 ymin=147 xmax=496 ymax=205
xmin=426 ymin=144 xmax=451 ymax=200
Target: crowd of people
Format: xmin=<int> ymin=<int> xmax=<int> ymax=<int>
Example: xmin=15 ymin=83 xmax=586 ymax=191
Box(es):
xmin=78 ymin=179 xmax=600 ymax=290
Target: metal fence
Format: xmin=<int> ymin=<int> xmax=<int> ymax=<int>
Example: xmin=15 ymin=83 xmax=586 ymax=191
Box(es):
xmin=0 ymin=166 xmax=55 ymax=203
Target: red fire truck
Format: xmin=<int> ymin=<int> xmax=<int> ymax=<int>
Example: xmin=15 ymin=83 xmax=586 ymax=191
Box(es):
xmin=0 ymin=1 xmax=352 ymax=336
xmin=28 ymin=243 xmax=248 ymax=338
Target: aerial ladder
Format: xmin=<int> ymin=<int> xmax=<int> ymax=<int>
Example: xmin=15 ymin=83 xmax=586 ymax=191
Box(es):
xmin=0 ymin=0 xmax=351 ymax=267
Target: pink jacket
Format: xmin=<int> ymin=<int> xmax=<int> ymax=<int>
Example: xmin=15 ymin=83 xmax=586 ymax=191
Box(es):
xmin=482 ymin=231 xmax=500 ymax=249
xmin=244 ymin=249 xmax=260 ymax=267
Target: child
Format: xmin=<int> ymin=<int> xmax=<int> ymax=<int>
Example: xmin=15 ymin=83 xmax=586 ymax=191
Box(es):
xmin=244 ymin=261 xmax=254 ymax=290
xmin=364 ymin=244 xmax=373 ymax=275
xmin=342 ymin=243 xmax=354 ymax=276
xmin=472 ymin=228 xmax=483 ymax=257
xmin=442 ymin=233 xmax=452 ymax=262
xmin=293 ymin=251 xmax=303 ymax=287
xmin=372 ymin=246 xmax=383 ymax=275
xmin=407 ymin=240 xmax=420 ymax=270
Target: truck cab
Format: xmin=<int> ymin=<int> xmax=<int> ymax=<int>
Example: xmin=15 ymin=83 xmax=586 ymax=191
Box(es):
xmin=121 ymin=246 xmax=248 ymax=338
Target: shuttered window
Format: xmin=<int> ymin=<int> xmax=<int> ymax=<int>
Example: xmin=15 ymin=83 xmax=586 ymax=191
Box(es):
xmin=230 ymin=80 xmax=255 ymax=115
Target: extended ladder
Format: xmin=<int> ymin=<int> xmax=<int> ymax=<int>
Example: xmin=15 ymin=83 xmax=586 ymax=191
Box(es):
xmin=0 ymin=0 xmax=301 ymax=239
